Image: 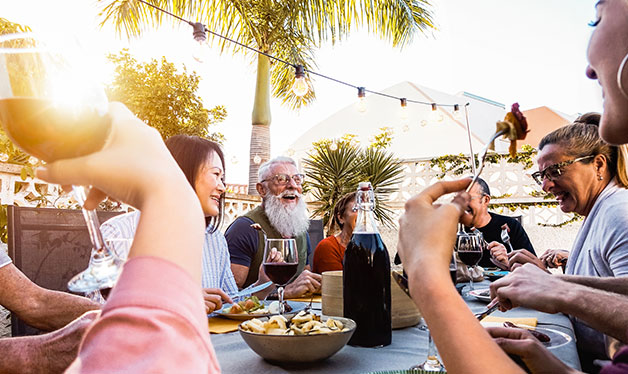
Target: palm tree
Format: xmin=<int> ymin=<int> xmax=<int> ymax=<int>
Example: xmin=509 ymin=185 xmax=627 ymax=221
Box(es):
xmin=303 ymin=138 xmax=404 ymax=235
xmin=98 ymin=0 xmax=435 ymax=194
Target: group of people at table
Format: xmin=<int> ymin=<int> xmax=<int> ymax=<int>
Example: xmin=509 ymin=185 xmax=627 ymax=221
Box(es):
xmin=0 ymin=1 xmax=627 ymax=373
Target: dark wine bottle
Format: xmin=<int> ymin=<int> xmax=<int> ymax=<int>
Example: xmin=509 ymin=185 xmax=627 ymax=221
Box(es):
xmin=343 ymin=182 xmax=392 ymax=347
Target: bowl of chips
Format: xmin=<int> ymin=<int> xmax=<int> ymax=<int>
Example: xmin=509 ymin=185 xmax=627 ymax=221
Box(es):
xmin=238 ymin=311 xmax=356 ymax=363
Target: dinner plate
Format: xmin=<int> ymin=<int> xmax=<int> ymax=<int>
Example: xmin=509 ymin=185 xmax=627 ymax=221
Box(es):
xmin=480 ymin=321 xmax=572 ymax=349
xmin=217 ymin=300 xmax=307 ymax=320
xmin=468 ymin=288 xmax=492 ymax=303
xmin=484 ymin=270 xmax=509 ymax=281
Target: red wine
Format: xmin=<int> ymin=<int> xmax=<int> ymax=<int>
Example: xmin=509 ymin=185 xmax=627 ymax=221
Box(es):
xmin=0 ymin=97 xmax=110 ymax=162
xmin=450 ymin=269 xmax=457 ymax=285
xmin=343 ymin=232 xmax=392 ymax=347
xmin=263 ymin=263 xmax=298 ymax=286
xmin=458 ymin=251 xmax=482 ymax=267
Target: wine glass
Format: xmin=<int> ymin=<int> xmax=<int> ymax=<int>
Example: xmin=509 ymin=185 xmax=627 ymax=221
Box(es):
xmin=0 ymin=32 xmax=121 ymax=293
xmin=262 ymin=238 xmax=298 ymax=314
xmin=456 ymin=231 xmax=483 ymax=294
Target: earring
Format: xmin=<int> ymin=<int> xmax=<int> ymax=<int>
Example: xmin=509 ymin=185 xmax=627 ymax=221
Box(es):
xmin=617 ymin=52 xmax=628 ymax=100
xmin=598 ymin=175 xmax=604 ymax=181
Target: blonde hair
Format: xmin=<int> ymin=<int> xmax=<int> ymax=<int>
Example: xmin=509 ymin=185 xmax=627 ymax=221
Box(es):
xmin=538 ymin=112 xmax=628 ymax=188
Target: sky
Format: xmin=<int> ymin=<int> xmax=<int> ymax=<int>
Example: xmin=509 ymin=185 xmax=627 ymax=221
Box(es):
xmin=2 ymin=0 xmax=602 ymax=185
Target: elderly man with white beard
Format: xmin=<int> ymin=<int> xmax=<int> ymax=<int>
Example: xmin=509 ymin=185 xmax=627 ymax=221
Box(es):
xmin=225 ymin=156 xmax=322 ymax=298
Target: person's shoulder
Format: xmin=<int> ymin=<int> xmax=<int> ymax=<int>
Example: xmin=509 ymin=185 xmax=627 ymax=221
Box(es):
xmin=225 ymin=216 xmax=255 ymax=232
xmin=598 ymin=189 xmax=628 ymax=223
xmin=315 ymin=236 xmax=338 ymax=250
xmin=490 ymin=212 xmax=522 ymax=227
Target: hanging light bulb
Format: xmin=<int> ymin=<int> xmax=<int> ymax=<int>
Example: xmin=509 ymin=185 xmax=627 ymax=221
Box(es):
xmin=291 ymin=65 xmax=309 ymax=96
xmin=253 ymin=155 xmax=262 ymax=165
xmin=453 ymin=104 xmax=463 ymax=120
xmin=400 ymin=98 xmax=408 ymax=120
xmin=329 ymin=142 xmax=338 ymax=151
xmin=402 ymin=124 xmax=410 ymax=132
xmin=420 ymin=119 xmax=428 ymax=127
xmin=429 ymin=103 xmax=443 ymax=123
xmin=286 ymin=148 xmax=295 ymax=157
xmin=191 ymin=22 xmax=208 ymax=63
xmin=230 ymin=156 xmax=238 ymax=164
xmin=357 ymin=87 xmax=367 ymax=112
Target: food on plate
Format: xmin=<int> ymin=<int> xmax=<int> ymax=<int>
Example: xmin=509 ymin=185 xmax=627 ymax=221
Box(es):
xmin=223 ymin=296 xmax=267 ymax=314
xmin=477 ymin=289 xmax=491 ymax=297
xmin=503 ymin=321 xmax=551 ymax=343
xmin=490 ymin=103 xmax=530 ymax=157
xmin=240 ymin=311 xmax=349 ymax=336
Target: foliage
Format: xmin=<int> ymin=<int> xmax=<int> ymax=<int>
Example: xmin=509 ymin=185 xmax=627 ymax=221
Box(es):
xmin=369 ymin=127 xmax=394 ymax=149
xmin=430 ymin=144 xmax=537 ymax=178
xmin=106 ymin=50 xmax=226 ymax=142
xmin=303 ymin=135 xmax=404 ymax=234
xmin=99 ymin=0 xmax=435 ymax=109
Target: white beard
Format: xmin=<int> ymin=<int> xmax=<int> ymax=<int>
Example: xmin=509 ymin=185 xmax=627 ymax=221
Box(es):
xmin=263 ymin=191 xmax=310 ymax=238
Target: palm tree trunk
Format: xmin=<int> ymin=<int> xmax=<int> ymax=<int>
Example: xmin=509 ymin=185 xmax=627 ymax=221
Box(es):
xmin=248 ymin=54 xmax=272 ymax=195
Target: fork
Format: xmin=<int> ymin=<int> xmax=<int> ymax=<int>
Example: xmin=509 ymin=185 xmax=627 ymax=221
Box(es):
xmin=466 ymin=129 xmax=507 ymax=192
xmin=500 ymin=224 xmax=515 ymax=253
xmin=474 ymin=298 xmax=500 ymax=321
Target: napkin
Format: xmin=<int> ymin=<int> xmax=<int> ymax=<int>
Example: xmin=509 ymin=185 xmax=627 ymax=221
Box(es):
xmin=288 ymin=295 xmax=322 ymax=303
xmin=208 ymin=316 xmax=241 ymax=334
xmin=481 ymin=316 xmax=538 ymax=328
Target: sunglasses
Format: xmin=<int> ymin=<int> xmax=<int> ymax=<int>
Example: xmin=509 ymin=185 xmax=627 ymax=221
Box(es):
xmin=531 ymin=155 xmax=594 ymax=186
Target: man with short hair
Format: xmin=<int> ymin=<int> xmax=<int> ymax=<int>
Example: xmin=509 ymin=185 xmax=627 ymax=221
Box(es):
xmin=466 ymin=178 xmax=536 ymax=268
xmin=0 ymin=248 xmax=100 ymax=373
xmin=226 ymin=156 xmax=321 ymax=298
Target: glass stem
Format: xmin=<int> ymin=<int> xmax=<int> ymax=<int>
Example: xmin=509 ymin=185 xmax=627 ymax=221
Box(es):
xmin=73 ymin=186 xmax=107 ymax=256
xmin=469 ymin=266 xmax=474 ymax=291
xmin=278 ymin=286 xmax=285 ymax=314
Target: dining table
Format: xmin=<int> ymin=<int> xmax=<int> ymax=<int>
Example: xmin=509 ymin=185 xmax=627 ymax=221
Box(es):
xmin=209 ymin=280 xmax=581 ymax=374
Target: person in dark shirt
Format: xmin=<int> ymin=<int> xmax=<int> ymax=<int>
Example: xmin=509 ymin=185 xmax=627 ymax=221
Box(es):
xmin=467 ymin=178 xmax=536 ymax=268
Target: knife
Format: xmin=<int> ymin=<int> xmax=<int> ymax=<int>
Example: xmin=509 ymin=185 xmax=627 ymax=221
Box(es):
xmin=232 ymin=281 xmax=273 ymax=300
xmin=474 ymin=298 xmax=500 ymax=321
xmin=392 ymin=270 xmax=410 ymax=297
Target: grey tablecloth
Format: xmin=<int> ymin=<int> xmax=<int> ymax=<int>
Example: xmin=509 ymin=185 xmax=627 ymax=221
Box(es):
xmin=211 ymin=282 xmax=581 ymax=373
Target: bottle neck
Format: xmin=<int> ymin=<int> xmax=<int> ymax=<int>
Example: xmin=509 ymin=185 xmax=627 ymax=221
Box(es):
xmin=354 ymin=206 xmax=379 ymax=234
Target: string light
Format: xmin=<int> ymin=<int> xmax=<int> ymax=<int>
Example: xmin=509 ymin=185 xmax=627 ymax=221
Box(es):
xmin=357 ymin=87 xmax=367 ymax=112
xmin=329 ymin=142 xmax=338 ymax=151
xmin=400 ymin=98 xmax=408 ymax=120
xmin=136 ymin=0 xmax=467 ymax=112
xmin=291 ymin=65 xmax=309 ymax=96
xmin=453 ymin=104 xmax=463 ymax=120
xmin=253 ymin=155 xmax=262 ymax=164
xmin=191 ymin=22 xmax=208 ymax=63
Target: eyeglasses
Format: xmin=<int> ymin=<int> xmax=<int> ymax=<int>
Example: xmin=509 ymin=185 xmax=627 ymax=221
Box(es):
xmin=531 ymin=155 xmax=595 ymax=186
xmin=261 ymin=173 xmax=305 ymax=186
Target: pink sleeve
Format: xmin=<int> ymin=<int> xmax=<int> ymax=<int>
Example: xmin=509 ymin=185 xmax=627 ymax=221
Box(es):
xmin=65 ymin=257 xmax=220 ymax=374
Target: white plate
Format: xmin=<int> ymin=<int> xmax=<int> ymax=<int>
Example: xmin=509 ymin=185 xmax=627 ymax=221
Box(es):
xmin=480 ymin=321 xmax=572 ymax=349
xmin=217 ymin=300 xmax=306 ymax=321
xmin=469 ymin=288 xmax=491 ymax=302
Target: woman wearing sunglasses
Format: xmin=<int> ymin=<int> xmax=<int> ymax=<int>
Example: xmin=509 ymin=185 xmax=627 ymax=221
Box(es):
xmin=512 ymin=112 xmax=628 ymax=281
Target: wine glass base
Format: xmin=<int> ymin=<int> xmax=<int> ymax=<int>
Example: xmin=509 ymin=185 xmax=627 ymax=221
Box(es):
xmin=68 ymin=256 xmax=123 ymax=293
xmin=410 ymin=359 xmax=444 ymax=372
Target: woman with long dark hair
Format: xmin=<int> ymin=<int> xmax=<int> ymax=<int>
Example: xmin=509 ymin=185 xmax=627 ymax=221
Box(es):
xmin=101 ymin=134 xmax=237 ymax=313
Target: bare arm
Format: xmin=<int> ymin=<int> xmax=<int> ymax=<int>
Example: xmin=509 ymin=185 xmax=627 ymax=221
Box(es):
xmin=0 ymin=264 xmax=99 ymax=331
xmin=491 ymin=264 xmax=628 ymax=342
xmin=230 ymin=263 xmax=250 ymax=289
xmin=398 ymin=179 xmax=523 ymax=374
xmin=556 ymin=274 xmax=628 ymax=296
xmin=0 ymin=310 xmax=98 ymax=374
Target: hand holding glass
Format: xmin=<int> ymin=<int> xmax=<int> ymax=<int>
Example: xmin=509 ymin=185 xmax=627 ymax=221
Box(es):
xmin=0 ymin=33 xmax=120 ymax=293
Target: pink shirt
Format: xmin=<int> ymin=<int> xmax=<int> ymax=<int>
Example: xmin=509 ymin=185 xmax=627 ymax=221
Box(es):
xmin=65 ymin=256 xmax=220 ymax=374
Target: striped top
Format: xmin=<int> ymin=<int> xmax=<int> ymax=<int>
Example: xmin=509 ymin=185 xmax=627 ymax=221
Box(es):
xmin=100 ymin=211 xmax=238 ymax=296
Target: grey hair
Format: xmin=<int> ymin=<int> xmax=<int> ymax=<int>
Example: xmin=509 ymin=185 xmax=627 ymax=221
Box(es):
xmin=257 ymin=156 xmax=298 ymax=182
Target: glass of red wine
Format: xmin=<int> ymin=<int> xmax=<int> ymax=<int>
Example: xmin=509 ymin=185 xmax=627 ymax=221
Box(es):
xmin=262 ymin=238 xmax=298 ymax=314
xmin=456 ymin=231 xmax=483 ymax=294
xmin=0 ymin=33 xmax=121 ymax=293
